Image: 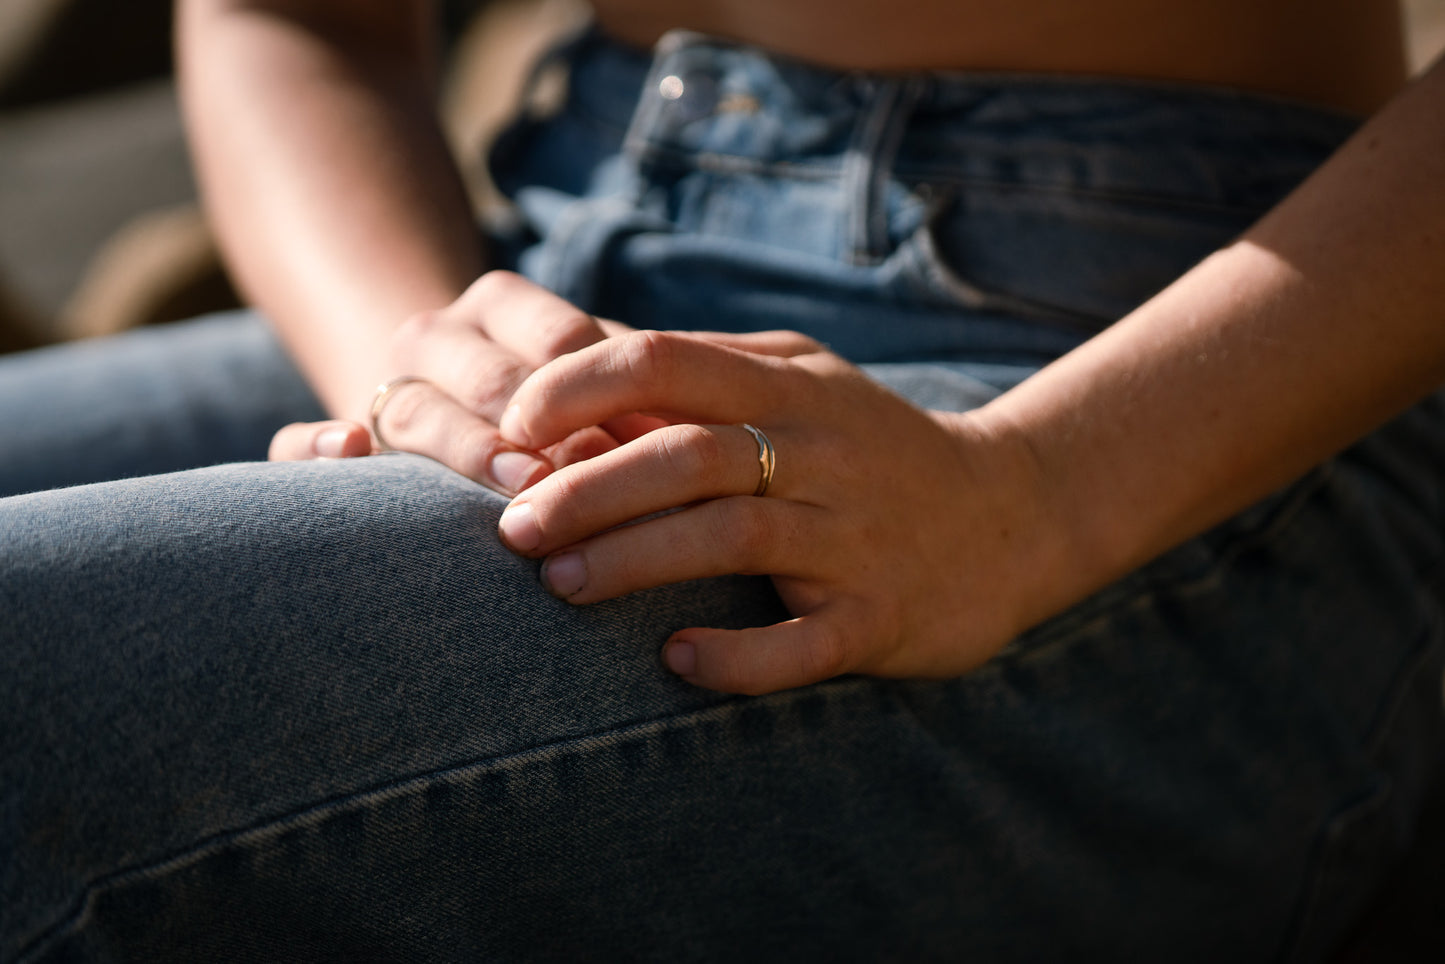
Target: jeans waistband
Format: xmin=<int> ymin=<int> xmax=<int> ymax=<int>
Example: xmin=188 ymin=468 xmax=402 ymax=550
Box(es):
xmin=551 ymin=26 xmax=1358 ymax=211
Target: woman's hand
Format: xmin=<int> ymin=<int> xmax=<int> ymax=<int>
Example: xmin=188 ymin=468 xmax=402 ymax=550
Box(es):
xmin=269 ymin=271 xmax=654 ymax=494
xmin=494 ymin=330 xmax=1067 ymax=695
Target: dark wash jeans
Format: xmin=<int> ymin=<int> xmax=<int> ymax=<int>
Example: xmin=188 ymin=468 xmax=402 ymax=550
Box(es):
xmin=3 ymin=28 xmax=1443 ymax=963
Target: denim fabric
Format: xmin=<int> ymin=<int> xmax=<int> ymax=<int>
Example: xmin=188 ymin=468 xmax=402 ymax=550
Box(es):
xmin=3 ymin=28 xmax=1444 ymax=964
xmin=0 ymin=315 xmax=325 ymax=499
xmin=492 ymin=29 xmax=1357 ymax=370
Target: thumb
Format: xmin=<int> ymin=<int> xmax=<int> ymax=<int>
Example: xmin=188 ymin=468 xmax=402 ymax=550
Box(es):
xmin=662 ymin=608 xmax=856 ymax=695
xmin=269 ymin=420 xmax=374 ymax=461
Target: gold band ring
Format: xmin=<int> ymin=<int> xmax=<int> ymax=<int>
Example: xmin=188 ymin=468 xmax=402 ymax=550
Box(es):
xmin=369 ymin=375 xmax=430 ymax=452
xmin=740 ymin=423 xmax=776 ymax=497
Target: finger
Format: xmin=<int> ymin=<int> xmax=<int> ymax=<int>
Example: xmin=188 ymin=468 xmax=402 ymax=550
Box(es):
xmin=500 ymin=330 xmax=798 ymax=450
xmin=269 ymin=420 xmax=373 ymax=461
xmin=539 ymin=424 xmax=622 ymax=470
xmin=372 ymin=377 xmax=553 ymax=494
xmin=530 ymin=496 xmax=828 ymax=603
xmin=498 ymin=423 xmax=782 ymax=555
xmin=595 ymin=317 xmax=636 ymax=338
xmin=662 ymin=605 xmax=863 ymax=695
xmin=685 ymin=329 xmax=825 ymax=358
xmin=394 ymin=309 xmax=533 ymax=422
xmin=600 ymin=412 xmax=670 ymax=445
xmin=465 ymin=270 xmax=612 ymax=368
xmin=409 ymin=279 xmax=653 ymax=444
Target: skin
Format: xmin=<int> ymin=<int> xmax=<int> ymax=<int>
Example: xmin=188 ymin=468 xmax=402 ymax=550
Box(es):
xmin=594 ymin=0 xmax=1409 ymax=114
xmin=181 ymin=0 xmax=1445 ymax=694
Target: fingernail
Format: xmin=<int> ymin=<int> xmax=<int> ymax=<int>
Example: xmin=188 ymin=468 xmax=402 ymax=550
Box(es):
xmin=664 ymin=639 xmax=697 ymax=676
xmin=490 ymin=450 xmax=548 ymax=493
xmin=316 ymin=427 xmax=351 ymax=458
xmin=498 ymin=502 xmax=541 ymax=552
xmin=498 ymin=405 xmax=529 ymax=447
xmin=541 ymin=552 xmax=585 ymax=599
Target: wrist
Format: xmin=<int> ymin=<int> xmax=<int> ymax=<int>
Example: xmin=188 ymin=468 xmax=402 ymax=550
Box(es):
xmin=935 ymin=404 xmax=1105 ymax=643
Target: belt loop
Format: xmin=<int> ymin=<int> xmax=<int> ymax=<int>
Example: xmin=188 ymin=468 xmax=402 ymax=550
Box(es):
xmin=622 ymin=29 xmax=706 ymax=164
xmin=845 ymin=74 xmax=926 ymax=265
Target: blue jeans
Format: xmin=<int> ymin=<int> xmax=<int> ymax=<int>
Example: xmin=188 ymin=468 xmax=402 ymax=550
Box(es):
xmin=4 ymin=29 xmax=1443 ymax=963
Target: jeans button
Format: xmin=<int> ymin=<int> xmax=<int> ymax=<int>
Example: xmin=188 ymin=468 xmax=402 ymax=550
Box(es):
xmin=659 ymin=71 xmax=720 ymax=123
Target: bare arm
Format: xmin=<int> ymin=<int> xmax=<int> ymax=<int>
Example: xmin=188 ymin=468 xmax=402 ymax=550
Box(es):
xmin=490 ymin=55 xmax=1445 ymax=693
xmin=975 ymin=53 xmax=1445 ymax=635
xmin=178 ymin=0 xmax=484 ymax=419
xmin=181 ymin=0 xmax=623 ymax=492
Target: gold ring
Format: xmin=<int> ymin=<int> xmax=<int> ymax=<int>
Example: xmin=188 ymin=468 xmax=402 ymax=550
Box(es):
xmin=740 ymin=423 xmax=775 ymax=497
xmin=369 ymin=375 xmax=430 ymax=452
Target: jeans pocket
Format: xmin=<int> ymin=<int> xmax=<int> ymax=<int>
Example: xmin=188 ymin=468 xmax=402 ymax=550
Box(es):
xmin=893 ymin=185 xmax=1262 ymax=333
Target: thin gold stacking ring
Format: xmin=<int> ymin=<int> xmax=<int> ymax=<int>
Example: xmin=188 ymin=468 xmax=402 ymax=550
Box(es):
xmin=740 ymin=423 xmax=776 ymax=497
xmin=369 ymin=375 xmax=431 ymax=452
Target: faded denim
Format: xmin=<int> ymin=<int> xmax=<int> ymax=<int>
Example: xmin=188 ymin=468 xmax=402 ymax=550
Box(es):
xmin=3 ymin=28 xmax=1443 ymax=963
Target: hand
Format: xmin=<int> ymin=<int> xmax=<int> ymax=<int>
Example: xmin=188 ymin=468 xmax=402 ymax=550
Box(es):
xmin=494 ymin=330 xmax=1063 ymax=695
xmin=268 ymin=271 xmax=654 ymax=494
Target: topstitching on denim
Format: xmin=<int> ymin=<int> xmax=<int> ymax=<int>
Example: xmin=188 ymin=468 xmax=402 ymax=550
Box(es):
xmin=13 ymin=679 xmax=874 ymax=963
xmin=1013 ymin=460 xmax=1335 ymax=655
xmin=492 ymin=27 xmax=1356 ymax=351
xmin=7 ymin=26 xmax=1441 ymax=964
xmin=1282 ymin=609 xmax=1444 ymax=963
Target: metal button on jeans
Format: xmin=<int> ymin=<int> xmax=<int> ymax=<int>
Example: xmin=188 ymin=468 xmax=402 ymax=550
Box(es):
xmin=658 ymin=70 xmax=719 ymax=123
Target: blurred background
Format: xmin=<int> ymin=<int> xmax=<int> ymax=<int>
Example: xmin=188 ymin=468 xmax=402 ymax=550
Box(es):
xmin=0 ymin=0 xmax=1442 ymax=357
xmin=0 ymin=0 xmax=587 ymax=353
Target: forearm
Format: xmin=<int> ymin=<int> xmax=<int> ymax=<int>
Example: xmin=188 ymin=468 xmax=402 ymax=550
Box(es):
xmin=973 ymin=55 xmax=1445 ymax=625
xmin=178 ymin=0 xmax=485 ymax=418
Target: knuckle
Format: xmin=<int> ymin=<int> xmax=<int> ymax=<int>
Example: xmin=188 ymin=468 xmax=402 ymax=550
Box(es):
xmin=448 ymin=428 xmax=502 ymax=483
xmin=799 ymin=622 xmax=850 ymax=682
xmin=454 ymin=352 xmax=524 ymax=415
xmin=782 ymin=331 xmax=826 ymax=354
xmin=392 ymin=309 xmax=439 ymax=349
xmin=378 ymin=380 xmax=428 ymax=438
xmin=534 ymin=310 xmax=603 ymax=360
xmin=659 ymin=423 xmax=726 ymax=480
xmin=720 ymin=499 xmax=773 ymax=558
xmin=530 ymin=467 xmax=592 ymax=531
xmin=545 ymin=426 xmax=616 ymax=467
xmin=468 ymin=269 xmax=525 ymax=308
xmin=618 ymin=329 xmax=678 ymax=381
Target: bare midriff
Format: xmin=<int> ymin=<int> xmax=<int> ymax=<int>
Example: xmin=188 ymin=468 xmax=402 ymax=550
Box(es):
xmin=591 ymin=0 xmax=1409 ymax=115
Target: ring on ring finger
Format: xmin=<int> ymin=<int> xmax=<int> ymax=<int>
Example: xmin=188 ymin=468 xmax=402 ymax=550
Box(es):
xmin=740 ymin=423 xmax=776 ymax=497
xmin=370 ymin=375 xmax=432 ymax=451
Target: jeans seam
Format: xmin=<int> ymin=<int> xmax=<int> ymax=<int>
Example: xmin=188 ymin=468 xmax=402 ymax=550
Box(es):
xmin=893 ymin=167 xmax=1281 ymax=217
xmin=637 ymin=148 xmax=843 ymax=179
xmin=897 ymin=212 xmax=1115 ymax=331
xmin=1280 ymin=612 xmax=1443 ymax=962
xmin=1017 ymin=464 xmax=1336 ymax=652
xmin=14 ymin=678 xmax=873 ymax=962
xmin=1280 ymin=773 xmax=1394 ymax=964
xmin=843 ymin=78 xmax=914 ymax=264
